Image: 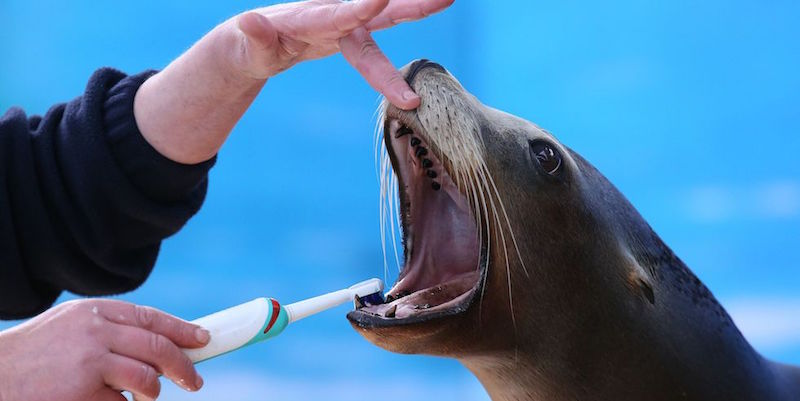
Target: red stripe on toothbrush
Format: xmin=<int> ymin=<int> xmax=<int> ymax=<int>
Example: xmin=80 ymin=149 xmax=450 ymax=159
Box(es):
xmin=264 ymin=299 xmax=281 ymax=334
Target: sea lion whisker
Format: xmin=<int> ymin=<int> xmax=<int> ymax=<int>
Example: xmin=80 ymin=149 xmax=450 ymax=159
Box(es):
xmin=480 ymin=163 xmax=517 ymax=332
xmin=469 ymin=170 xmax=493 ymax=326
xmin=481 ymin=163 xmax=529 ymax=278
xmin=373 ymin=103 xmax=387 ymax=180
xmin=475 ymin=164 xmax=518 ymax=332
xmin=379 ymin=140 xmax=401 ymax=277
xmin=378 ymin=148 xmax=392 ymax=281
xmin=388 ymin=173 xmax=403 ymax=273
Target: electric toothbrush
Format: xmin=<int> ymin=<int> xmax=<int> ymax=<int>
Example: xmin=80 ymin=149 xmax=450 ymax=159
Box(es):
xmin=183 ymin=278 xmax=384 ymax=363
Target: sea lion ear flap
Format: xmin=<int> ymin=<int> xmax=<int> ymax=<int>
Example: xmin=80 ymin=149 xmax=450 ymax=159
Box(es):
xmin=621 ymin=249 xmax=656 ymax=305
xmin=636 ymin=276 xmax=655 ymax=305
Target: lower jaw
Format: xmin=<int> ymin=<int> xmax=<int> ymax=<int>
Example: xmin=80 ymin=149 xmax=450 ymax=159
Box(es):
xmin=347 ymin=269 xmax=483 ymax=328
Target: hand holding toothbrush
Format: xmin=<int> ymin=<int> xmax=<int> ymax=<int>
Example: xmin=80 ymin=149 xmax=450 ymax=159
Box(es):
xmin=0 ymin=299 xmax=208 ymax=401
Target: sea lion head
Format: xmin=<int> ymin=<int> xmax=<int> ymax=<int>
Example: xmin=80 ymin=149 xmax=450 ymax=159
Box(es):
xmin=347 ymin=60 xmax=796 ymax=401
xmin=348 ymin=59 xmax=674 ymax=360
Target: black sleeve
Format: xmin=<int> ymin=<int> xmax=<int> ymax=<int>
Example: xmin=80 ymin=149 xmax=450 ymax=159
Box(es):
xmin=0 ymin=68 xmax=215 ymax=319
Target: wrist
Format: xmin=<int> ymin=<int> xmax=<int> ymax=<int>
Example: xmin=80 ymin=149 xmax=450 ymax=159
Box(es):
xmin=132 ymin=16 xmax=267 ymax=165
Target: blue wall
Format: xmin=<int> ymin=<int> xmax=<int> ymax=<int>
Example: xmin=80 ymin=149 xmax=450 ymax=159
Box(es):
xmin=1 ymin=1 xmax=798 ymax=400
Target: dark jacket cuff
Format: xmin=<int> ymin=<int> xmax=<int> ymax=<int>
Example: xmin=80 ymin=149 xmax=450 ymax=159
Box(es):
xmin=102 ymin=70 xmax=216 ymax=204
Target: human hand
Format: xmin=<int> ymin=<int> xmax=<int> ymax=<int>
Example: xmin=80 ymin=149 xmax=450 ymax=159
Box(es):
xmin=0 ymin=299 xmax=209 ymax=401
xmin=134 ymin=0 xmax=453 ymax=164
xmin=228 ymin=0 xmax=454 ymax=109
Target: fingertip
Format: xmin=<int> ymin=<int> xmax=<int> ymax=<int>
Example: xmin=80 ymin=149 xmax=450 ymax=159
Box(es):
xmin=403 ymin=89 xmax=421 ymax=102
xmin=195 ymin=374 xmax=204 ymax=391
xmin=194 ymin=327 xmax=211 ymax=345
xmin=387 ymin=90 xmax=420 ymax=110
xmin=400 ymin=91 xmax=422 ymax=110
xmin=173 ymin=370 xmax=203 ymax=392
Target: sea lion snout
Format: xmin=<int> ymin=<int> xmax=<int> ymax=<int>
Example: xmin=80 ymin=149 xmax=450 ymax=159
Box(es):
xmin=404 ymin=59 xmax=447 ymax=86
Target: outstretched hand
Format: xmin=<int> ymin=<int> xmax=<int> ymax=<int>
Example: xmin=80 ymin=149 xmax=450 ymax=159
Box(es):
xmin=134 ymin=0 xmax=453 ymax=164
xmin=234 ymin=0 xmax=454 ymax=109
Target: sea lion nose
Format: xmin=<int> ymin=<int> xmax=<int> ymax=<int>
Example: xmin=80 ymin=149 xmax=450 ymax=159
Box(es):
xmin=404 ymin=59 xmax=447 ymax=85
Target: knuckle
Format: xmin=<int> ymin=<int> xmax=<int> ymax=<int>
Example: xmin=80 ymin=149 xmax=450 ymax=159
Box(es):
xmin=59 ymin=299 xmax=80 ymax=309
xmin=418 ymin=3 xmax=431 ymax=18
xmin=358 ymin=40 xmax=379 ymax=59
xmin=59 ymin=299 xmax=88 ymax=317
xmin=331 ymin=7 xmax=348 ymax=32
xmin=149 ymin=333 xmax=170 ymax=356
xmin=278 ymin=36 xmax=303 ymax=58
xmin=384 ymin=71 xmax=404 ymax=86
xmin=85 ymin=315 xmax=106 ymax=338
xmin=134 ymin=305 xmax=155 ymax=328
xmin=179 ymin=355 xmax=197 ymax=381
xmin=136 ymin=365 xmax=160 ymax=398
xmin=79 ymin=346 xmax=107 ymax=370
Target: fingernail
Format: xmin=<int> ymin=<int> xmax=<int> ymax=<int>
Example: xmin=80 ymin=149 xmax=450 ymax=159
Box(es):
xmin=176 ymin=378 xmax=192 ymax=391
xmin=403 ymin=90 xmax=419 ymax=101
xmin=195 ymin=328 xmax=211 ymax=344
xmin=195 ymin=374 xmax=204 ymax=390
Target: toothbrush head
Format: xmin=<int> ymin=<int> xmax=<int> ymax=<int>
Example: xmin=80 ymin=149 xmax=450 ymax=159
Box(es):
xmin=349 ymin=278 xmax=385 ymax=307
xmin=358 ymin=292 xmax=386 ymax=307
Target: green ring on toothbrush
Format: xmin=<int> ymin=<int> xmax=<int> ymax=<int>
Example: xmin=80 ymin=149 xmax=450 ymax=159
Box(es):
xmin=246 ymin=298 xmax=289 ymax=345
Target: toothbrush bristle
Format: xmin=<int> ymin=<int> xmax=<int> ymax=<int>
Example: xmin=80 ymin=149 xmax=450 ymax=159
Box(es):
xmin=358 ymin=292 xmax=385 ymax=307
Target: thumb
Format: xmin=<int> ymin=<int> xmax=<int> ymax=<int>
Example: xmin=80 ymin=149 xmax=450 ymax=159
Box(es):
xmin=237 ymin=12 xmax=278 ymax=52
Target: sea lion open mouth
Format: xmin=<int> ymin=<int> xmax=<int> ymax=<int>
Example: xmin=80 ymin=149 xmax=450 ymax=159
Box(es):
xmin=348 ymin=78 xmax=484 ymax=326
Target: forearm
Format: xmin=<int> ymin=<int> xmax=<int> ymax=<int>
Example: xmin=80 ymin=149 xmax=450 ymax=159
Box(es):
xmin=133 ymin=20 xmax=263 ymax=165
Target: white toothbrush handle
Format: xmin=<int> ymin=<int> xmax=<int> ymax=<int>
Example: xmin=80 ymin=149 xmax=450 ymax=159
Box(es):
xmin=183 ymin=298 xmax=271 ymax=363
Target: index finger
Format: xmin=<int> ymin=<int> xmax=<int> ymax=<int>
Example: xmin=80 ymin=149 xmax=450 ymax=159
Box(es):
xmin=364 ymin=0 xmax=455 ymax=31
xmin=95 ymin=300 xmax=210 ymax=349
xmin=340 ymin=27 xmax=420 ymax=110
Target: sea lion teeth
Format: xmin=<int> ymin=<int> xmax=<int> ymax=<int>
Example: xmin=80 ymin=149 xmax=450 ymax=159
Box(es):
xmin=410 ymin=137 xmax=421 ymax=146
xmin=415 ymin=147 xmax=428 ymax=157
xmin=386 ymin=291 xmax=411 ymax=304
xmin=396 ymin=126 xmax=413 ymax=138
xmin=353 ymin=295 xmax=364 ymax=309
xmin=432 ymin=181 xmax=441 ymax=190
xmin=422 ymin=159 xmax=433 ymax=168
xmin=385 ymin=304 xmax=397 ymax=318
xmin=426 ymin=170 xmax=437 ymax=178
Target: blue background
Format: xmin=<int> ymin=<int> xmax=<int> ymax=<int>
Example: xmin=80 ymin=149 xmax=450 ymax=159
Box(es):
xmin=1 ymin=1 xmax=798 ymax=400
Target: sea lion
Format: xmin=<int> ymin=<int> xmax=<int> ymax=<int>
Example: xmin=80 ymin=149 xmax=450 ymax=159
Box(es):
xmin=347 ymin=60 xmax=800 ymax=401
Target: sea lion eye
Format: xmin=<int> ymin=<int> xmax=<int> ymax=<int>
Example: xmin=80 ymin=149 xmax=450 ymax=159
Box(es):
xmin=530 ymin=140 xmax=562 ymax=175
